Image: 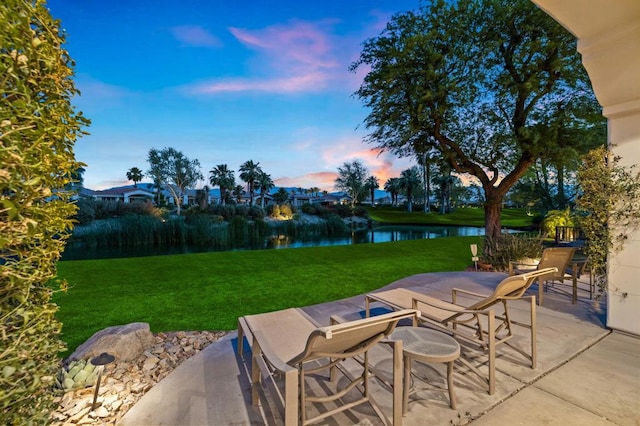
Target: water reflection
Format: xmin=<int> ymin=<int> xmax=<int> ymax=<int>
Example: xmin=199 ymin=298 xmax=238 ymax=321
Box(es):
xmin=63 ymin=225 xmax=493 ymax=261
xmin=269 ymin=225 xmax=487 ymax=250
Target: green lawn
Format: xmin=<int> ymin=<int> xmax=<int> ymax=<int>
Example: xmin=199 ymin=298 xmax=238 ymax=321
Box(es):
xmin=366 ymin=206 xmax=536 ymax=228
xmin=54 ymin=236 xmax=481 ymax=355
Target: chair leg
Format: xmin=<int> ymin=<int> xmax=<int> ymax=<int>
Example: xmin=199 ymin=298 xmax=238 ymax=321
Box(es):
xmin=530 ymin=296 xmax=537 ymax=369
xmin=284 ymin=369 xmax=298 ymax=426
xmin=447 ymin=360 xmax=456 ymax=409
xmin=537 ymin=277 xmax=544 ymax=306
xmin=572 ymin=266 xmax=578 ymax=304
xmin=392 ymin=340 xmax=403 ymax=425
xmin=487 ymin=311 xmax=496 ymax=395
xmin=403 ymin=356 xmax=411 ymax=415
xmin=251 ymin=342 xmax=261 ymax=406
xmin=298 ymin=367 xmax=306 ymax=426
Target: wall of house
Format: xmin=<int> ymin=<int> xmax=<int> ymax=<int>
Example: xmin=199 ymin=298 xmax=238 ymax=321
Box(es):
xmin=533 ymin=0 xmax=640 ymax=334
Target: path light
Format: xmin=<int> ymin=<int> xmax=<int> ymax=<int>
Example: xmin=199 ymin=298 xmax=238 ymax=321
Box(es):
xmin=470 ymin=244 xmax=479 ymax=270
xmin=90 ymin=352 xmax=115 ymax=410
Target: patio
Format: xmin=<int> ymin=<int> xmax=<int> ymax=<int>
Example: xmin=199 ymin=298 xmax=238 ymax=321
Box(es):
xmin=120 ymin=272 xmax=639 ymax=425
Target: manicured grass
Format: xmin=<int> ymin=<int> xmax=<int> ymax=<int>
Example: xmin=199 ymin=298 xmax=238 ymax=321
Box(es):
xmin=366 ymin=206 xmax=536 ymax=228
xmin=54 ymin=236 xmax=481 ymax=354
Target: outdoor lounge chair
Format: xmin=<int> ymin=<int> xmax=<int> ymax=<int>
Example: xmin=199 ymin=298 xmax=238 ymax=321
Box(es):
xmin=237 ymin=308 xmax=420 ymax=426
xmin=365 ymin=268 xmax=556 ymax=395
xmin=509 ymin=247 xmax=577 ymax=305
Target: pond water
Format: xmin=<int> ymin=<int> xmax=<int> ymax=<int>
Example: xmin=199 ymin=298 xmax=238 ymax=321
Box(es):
xmin=61 ymin=225 xmax=490 ymax=261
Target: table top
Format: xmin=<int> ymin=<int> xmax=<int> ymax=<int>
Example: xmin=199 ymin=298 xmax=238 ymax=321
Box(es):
xmin=388 ymin=327 xmax=460 ymax=362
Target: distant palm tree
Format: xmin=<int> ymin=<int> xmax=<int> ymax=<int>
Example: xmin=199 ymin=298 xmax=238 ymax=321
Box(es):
xmin=209 ymin=164 xmax=235 ymax=205
xmin=309 ymin=187 xmax=320 ymax=197
xmin=384 ymin=177 xmax=401 ymax=206
xmin=364 ymin=176 xmax=379 ymax=207
xmin=273 ymin=187 xmax=289 ymax=204
xmin=196 ymin=185 xmax=210 ymax=208
xmin=232 ymin=185 xmax=244 ymax=203
xmin=256 ymin=171 xmax=274 ymax=208
xmin=126 ymin=167 xmax=144 ymax=187
xmin=416 ymin=145 xmax=437 ymax=213
xmin=400 ymin=167 xmax=421 ymax=212
xmin=239 ymin=160 xmax=261 ymax=205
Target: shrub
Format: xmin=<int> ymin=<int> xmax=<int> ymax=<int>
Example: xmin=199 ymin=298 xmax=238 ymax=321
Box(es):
xmin=353 ymin=206 xmax=369 ymax=217
xmin=332 ymin=204 xmax=353 ymax=218
xmin=249 ymin=205 xmax=265 ymax=220
xmin=541 ymin=208 xmax=576 ymax=237
xmin=1 ymin=1 xmax=89 ymax=422
xmin=301 ymin=203 xmax=317 ymax=215
xmin=267 ymin=204 xmax=280 ymax=218
xmin=75 ymin=198 xmax=96 ymax=225
xmin=279 ymin=204 xmax=293 ymax=218
xmin=576 ymin=146 xmax=640 ymax=296
xmin=235 ymin=204 xmax=250 ymax=218
xmin=480 ymin=232 xmax=544 ymax=271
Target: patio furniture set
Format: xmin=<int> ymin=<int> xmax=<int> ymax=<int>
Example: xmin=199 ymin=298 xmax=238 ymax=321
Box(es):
xmin=236 ymin=247 xmax=583 ymax=425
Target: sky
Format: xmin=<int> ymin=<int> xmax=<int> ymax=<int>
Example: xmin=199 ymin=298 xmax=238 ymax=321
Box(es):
xmin=47 ymin=0 xmax=421 ymax=191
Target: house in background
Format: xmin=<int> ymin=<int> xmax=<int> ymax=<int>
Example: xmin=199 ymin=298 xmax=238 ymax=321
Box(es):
xmin=81 ymin=183 xmax=155 ymax=204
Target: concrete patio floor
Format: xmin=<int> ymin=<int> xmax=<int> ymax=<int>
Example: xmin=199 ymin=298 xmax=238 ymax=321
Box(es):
xmin=120 ymin=272 xmax=640 ymax=425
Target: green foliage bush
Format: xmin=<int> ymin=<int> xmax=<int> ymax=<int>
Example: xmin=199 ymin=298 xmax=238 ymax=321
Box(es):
xmin=480 ymin=233 xmax=544 ymax=271
xmin=267 ymin=203 xmax=280 ymax=218
xmin=279 ymin=204 xmax=293 ymax=218
xmin=541 ymin=208 xmax=576 ymax=237
xmin=249 ymin=205 xmax=265 ymax=220
xmin=576 ymin=146 xmax=640 ymax=296
xmin=83 ymin=199 xmax=159 ymax=220
xmin=75 ymin=198 xmax=96 ymax=225
xmin=0 ymin=1 xmax=89 ymax=422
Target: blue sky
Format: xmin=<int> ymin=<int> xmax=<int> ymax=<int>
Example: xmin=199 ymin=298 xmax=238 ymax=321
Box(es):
xmin=47 ymin=0 xmax=420 ymax=191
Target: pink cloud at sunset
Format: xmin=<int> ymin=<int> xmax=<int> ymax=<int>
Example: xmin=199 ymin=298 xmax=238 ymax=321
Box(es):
xmin=275 ymin=171 xmax=337 ymax=191
xmin=185 ymin=20 xmax=361 ymax=95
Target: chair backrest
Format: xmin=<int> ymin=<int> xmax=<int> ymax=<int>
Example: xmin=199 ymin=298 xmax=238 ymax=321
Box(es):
xmin=538 ymin=247 xmax=576 ymax=279
xmin=288 ymin=309 xmax=419 ymax=365
xmin=464 ymin=268 xmax=558 ymax=312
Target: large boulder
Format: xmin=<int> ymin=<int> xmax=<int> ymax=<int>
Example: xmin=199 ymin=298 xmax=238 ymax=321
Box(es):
xmin=68 ymin=322 xmax=155 ymax=362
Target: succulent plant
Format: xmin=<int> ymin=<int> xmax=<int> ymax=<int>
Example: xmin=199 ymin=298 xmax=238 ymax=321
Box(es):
xmin=56 ymin=359 xmax=99 ymax=391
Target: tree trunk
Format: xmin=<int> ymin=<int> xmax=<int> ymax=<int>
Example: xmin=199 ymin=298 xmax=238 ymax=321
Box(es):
xmin=426 ymin=162 xmax=431 ymax=213
xmin=556 ymin=163 xmax=566 ymax=208
xmin=484 ymin=194 xmax=503 ymax=244
xmin=422 ymin=160 xmax=428 ymax=213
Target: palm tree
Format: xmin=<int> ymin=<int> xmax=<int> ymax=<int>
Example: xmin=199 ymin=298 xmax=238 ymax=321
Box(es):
xmin=400 ymin=167 xmax=421 ymax=212
xmin=364 ymin=176 xmax=379 ymax=207
xmin=309 ymin=187 xmax=320 ymax=197
xmin=416 ymin=145 xmax=437 ymax=213
xmin=209 ymin=164 xmax=235 ymax=205
xmin=256 ymin=171 xmax=274 ymax=208
xmin=126 ymin=167 xmax=144 ymax=187
xmin=232 ymin=185 xmax=244 ymax=203
xmin=196 ymin=185 xmax=210 ymax=208
xmin=239 ymin=160 xmax=261 ymax=205
xmin=384 ymin=178 xmax=401 ymax=206
xmin=273 ymin=187 xmax=289 ymax=204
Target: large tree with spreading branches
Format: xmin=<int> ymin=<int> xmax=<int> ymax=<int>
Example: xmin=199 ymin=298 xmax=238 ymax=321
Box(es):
xmin=147 ymin=147 xmax=202 ymax=215
xmin=351 ymin=0 xmax=598 ymax=244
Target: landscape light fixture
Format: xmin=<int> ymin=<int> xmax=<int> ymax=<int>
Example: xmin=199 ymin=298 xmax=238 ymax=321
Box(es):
xmin=470 ymin=244 xmax=479 ymax=270
xmin=90 ymin=352 xmax=115 ymax=411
